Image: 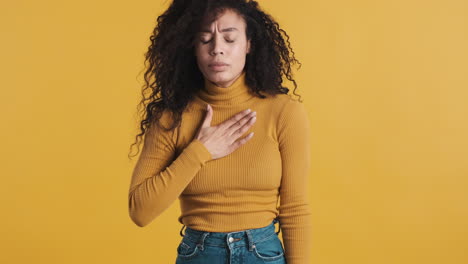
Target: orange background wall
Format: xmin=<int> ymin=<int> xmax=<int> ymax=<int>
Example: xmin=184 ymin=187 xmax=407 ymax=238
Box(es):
xmin=2 ymin=0 xmax=467 ymax=263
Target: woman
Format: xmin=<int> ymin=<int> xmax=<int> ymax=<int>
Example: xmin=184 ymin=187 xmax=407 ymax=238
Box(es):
xmin=128 ymin=0 xmax=312 ymax=263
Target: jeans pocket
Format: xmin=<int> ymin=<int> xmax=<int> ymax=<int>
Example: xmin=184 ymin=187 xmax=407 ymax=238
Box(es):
xmin=252 ymin=233 xmax=285 ymax=261
xmin=176 ymin=237 xmax=201 ymax=259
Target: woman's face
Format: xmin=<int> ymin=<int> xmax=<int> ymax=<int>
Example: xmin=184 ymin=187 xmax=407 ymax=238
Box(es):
xmin=194 ymin=9 xmax=251 ymax=88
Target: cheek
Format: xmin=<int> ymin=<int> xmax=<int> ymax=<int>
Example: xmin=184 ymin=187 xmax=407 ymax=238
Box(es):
xmin=194 ymin=52 xmax=210 ymax=71
xmin=233 ymin=41 xmax=249 ymax=53
xmin=197 ymin=54 xmax=210 ymax=64
xmin=232 ymin=45 xmax=248 ymax=59
xmin=194 ymin=45 xmax=202 ymax=57
xmin=194 ymin=46 xmax=205 ymax=59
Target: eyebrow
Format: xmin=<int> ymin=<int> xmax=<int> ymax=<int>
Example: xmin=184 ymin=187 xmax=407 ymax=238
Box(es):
xmin=199 ymin=27 xmax=238 ymax=33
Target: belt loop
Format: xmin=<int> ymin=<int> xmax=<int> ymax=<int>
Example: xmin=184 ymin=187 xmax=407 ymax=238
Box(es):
xmin=180 ymin=225 xmax=186 ymax=237
xmin=245 ymin=230 xmax=255 ymax=251
xmin=274 ymin=217 xmax=281 ymax=235
xmin=197 ymin=232 xmax=209 ymax=251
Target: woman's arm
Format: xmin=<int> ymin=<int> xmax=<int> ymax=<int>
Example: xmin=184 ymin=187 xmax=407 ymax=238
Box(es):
xmin=277 ymin=98 xmax=313 ymax=264
xmin=128 ymin=111 xmax=212 ymax=227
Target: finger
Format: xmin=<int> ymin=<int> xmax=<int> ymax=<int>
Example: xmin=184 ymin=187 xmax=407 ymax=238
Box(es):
xmin=230 ymin=132 xmax=254 ymax=151
xmin=226 ymin=112 xmax=255 ymax=135
xmin=225 ymin=111 xmax=255 ymax=134
xmin=218 ymin=108 xmax=251 ymax=130
xmin=230 ymin=114 xmax=256 ymax=138
xmin=201 ymin=104 xmax=213 ymax=128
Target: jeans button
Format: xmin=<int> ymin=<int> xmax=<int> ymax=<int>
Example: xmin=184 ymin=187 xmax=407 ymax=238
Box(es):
xmin=228 ymin=237 xmax=234 ymax=243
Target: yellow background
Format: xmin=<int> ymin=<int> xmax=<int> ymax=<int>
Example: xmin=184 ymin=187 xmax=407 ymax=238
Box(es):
xmin=2 ymin=0 xmax=467 ymax=263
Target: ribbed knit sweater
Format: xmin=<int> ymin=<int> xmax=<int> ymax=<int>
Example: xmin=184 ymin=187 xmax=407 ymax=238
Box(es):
xmin=128 ymin=71 xmax=312 ymax=264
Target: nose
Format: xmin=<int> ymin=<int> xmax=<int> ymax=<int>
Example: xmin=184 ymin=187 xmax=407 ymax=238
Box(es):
xmin=210 ymin=34 xmax=224 ymax=56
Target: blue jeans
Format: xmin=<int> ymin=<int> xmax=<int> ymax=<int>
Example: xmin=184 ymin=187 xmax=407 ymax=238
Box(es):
xmin=176 ymin=218 xmax=286 ymax=264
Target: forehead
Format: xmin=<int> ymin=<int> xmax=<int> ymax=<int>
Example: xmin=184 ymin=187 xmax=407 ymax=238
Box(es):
xmin=198 ymin=9 xmax=246 ymax=33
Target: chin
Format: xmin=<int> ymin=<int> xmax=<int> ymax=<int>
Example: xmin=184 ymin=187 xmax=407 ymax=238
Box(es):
xmin=206 ymin=71 xmax=230 ymax=81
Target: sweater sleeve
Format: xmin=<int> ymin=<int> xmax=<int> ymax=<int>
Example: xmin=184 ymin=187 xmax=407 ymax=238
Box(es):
xmin=277 ymin=98 xmax=313 ymax=264
xmin=128 ymin=111 xmax=212 ymax=227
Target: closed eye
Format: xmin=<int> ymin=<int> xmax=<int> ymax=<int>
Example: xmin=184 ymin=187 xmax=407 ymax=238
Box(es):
xmin=201 ymin=39 xmax=235 ymax=44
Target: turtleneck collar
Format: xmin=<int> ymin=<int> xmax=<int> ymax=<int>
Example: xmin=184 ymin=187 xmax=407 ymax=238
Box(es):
xmin=196 ymin=71 xmax=254 ymax=106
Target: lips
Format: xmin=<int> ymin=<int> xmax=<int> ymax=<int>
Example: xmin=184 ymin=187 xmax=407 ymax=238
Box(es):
xmin=208 ymin=62 xmax=229 ymax=71
xmin=209 ymin=62 xmax=228 ymax=67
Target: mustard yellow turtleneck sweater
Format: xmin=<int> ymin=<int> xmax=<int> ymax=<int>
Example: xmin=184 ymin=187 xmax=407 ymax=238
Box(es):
xmin=128 ymin=71 xmax=312 ymax=264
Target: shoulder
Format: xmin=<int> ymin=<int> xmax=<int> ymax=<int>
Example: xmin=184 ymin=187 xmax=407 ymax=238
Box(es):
xmin=274 ymin=94 xmax=311 ymax=146
xmin=270 ymin=93 xmax=308 ymax=119
xmin=158 ymin=108 xmax=176 ymax=126
xmin=274 ymin=94 xmax=310 ymax=136
xmin=147 ymin=108 xmax=178 ymax=136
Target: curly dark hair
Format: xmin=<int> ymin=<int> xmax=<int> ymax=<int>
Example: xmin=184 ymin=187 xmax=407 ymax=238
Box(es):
xmin=128 ymin=0 xmax=303 ymax=160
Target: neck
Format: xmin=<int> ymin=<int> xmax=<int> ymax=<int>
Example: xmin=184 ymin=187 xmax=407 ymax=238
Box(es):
xmin=196 ymin=71 xmax=254 ymax=105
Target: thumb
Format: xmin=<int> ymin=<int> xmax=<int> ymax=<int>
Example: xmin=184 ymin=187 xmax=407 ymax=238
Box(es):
xmin=201 ymin=104 xmax=212 ymax=128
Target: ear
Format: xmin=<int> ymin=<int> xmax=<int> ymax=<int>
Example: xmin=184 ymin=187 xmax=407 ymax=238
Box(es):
xmin=246 ymin=39 xmax=251 ymax=54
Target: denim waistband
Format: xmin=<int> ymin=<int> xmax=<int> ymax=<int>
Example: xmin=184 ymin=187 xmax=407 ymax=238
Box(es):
xmin=178 ymin=218 xmax=281 ymax=251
